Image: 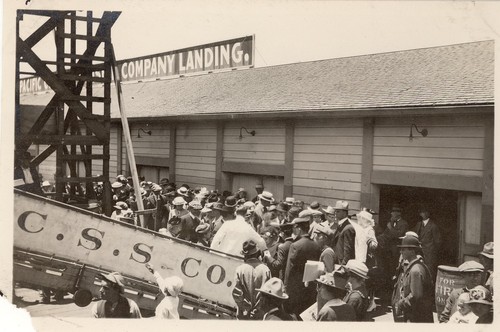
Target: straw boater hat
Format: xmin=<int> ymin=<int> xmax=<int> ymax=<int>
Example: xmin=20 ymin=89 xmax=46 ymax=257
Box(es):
xmin=111 ymin=181 xmax=123 ymax=189
xmin=151 ymin=184 xmax=162 ymax=193
xmin=172 ymin=197 xmax=186 ymax=206
xmin=479 ymin=242 xmax=493 ymax=259
xmin=256 ymin=277 xmax=288 ymax=300
xmin=42 ymin=180 xmax=51 ymax=187
xmin=284 ymin=197 xmax=295 ymax=206
xmin=344 ymin=260 xmax=369 ymax=279
xmin=258 ymin=191 xmax=274 ymax=203
xmin=465 ymin=285 xmax=493 ymax=306
xmin=333 ymin=200 xmax=349 ymax=211
xmin=177 ymin=187 xmax=189 ymax=197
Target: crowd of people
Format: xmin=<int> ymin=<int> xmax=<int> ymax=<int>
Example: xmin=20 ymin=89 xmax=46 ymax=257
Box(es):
xmin=78 ymin=175 xmax=493 ymax=323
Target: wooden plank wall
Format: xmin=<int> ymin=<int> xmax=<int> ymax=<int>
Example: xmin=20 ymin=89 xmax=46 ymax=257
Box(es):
xmin=129 ymin=123 xmax=170 ymax=159
xmin=373 ymin=115 xmax=485 ymax=177
xmin=223 ymin=121 xmax=286 ymax=165
xmin=108 ymin=125 xmax=119 ymax=180
xmin=175 ymin=122 xmax=217 ymax=188
xmin=293 ymin=118 xmax=364 ymax=209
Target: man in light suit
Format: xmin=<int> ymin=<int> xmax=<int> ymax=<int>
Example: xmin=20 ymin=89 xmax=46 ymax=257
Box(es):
xmin=331 ymin=201 xmax=355 ymax=265
xmin=413 ymin=207 xmax=441 ymax=280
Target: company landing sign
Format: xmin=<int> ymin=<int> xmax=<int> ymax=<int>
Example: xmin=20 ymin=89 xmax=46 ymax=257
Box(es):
xmin=19 ymin=35 xmax=254 ymax=94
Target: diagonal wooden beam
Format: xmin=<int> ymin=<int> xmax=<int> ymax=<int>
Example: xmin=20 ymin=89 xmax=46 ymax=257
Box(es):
xmin=24 ymin=14 xmax=64 ymax=48
xmin=18 ymin=38 xmax=109 ymax=142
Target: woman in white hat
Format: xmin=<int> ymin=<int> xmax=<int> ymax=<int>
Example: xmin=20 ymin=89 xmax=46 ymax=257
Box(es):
xmin=145 ymin=263 xmax=184 ymax=319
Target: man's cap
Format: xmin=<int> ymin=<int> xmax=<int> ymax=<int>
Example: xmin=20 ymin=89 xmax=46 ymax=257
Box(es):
xmin=188 ymin=200 xmax=203 ymax=210
xmin=195 ymin=223 xmax=211 ymax=234
xmin=465 ymin=285 xmax=493 ymax=305
xmin=172 ymin=197 xmax=186 ymax=205
xmin=256 ymin=277 xmax=288 ymax=300
xmin=398 ymin=234 xmax=422 ymax=248
xmin=99 ymin=272 xmax=125 ymax=292
xmin=333 ymin=200 xmax=349 ymax=211
xmin=457 ymin=261 xmax=484 ymax=273
xmin=290 ymin=217 xmax=310 ymax=225
xmin=344 ymin=260 xmax=369 ymax=279
xmin=314 ymin=224 xmax=334 ymax=237
xmin=241 ymin=240 xmax=259 ymax=256
xmin=258 ymin=191 xmax=274 ymax=202
xmin=111 ymin=181 xmax=123 ymax=189
xmin=479 ymin=242 xmax=493 ymax=259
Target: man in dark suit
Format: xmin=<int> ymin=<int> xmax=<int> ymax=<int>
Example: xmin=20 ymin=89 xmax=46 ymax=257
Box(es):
xmin=145 ymin=184 xmax=169 ymax=231
xmin=264 ymin=223 xmax=294 ymax=280
xmin=284 ymin=217 xmax=321 ymax=317
xmin=331 ymin=201 xmax=355 ymax=265
xmin=413 ymin=207 xmax=441 ymax=280
xmin=179 ymin=200 xmax=202 ymax=242
xmin=377 ymin=205 xmax=409 ymax=289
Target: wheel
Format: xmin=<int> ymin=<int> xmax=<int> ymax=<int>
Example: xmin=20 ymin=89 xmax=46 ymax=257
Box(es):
xmin=73 ymin=289 xmax=93 ymax=307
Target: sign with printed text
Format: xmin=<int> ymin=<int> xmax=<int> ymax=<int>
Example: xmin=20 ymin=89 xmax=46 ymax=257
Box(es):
xmin=14 ymin=189 xmax=242 ymax=308
xmin=18 ymin=35 xmax=255 ymax=93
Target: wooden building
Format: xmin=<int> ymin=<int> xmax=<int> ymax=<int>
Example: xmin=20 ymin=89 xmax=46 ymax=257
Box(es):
xmin=20 ymin=40 xmax=494 ymax=264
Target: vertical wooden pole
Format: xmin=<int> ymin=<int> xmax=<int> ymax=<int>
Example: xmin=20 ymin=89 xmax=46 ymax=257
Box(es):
xmin=55 ymin=13 xmax=65 ymax=202
xmin=110 ymin=45 xmax=145 ymax=226
xmin=85 ymin=10 xmax=94 ymax=197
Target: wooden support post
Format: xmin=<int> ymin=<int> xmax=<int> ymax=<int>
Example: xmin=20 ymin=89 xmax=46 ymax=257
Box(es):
xmin=110 ymin=45 xmax=145 ymax=227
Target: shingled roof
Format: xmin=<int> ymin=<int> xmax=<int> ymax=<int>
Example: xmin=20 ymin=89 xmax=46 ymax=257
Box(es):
xmin=21 ymin=40 xmax=494 ymax=119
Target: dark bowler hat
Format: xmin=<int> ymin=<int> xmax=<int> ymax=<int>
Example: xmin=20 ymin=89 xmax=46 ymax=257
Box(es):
xmin=224 ymin=196 xmax=238 ymax=210
xmin=398 ymin=235 xmax=422 ymax=248
xmin=241 ymin=240 xmax=259 ymax=256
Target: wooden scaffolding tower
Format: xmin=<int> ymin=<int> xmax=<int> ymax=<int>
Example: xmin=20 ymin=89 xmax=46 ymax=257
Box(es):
xmin=16 ymin=10 xmax=120 ymax=214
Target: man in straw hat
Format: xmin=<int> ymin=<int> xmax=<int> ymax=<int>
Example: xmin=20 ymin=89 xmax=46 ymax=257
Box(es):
xmin=91 ymin=272 xmax=141 ymax=318
xmin=168 ymin=196 xmax=188 ymax=222
xmin=145 ymin=263 xmax=184 ymax=319
xmin=284 ymin=217 xmax=321 ymax=317
xmin=178 ymin=200 xmax=203 ymax=243
xmin=342 ymin=260 xmax=370 ymax=321
xmin=195 ymin=223 xmax=212 ymax=247
xmin=439 ymin=260 xmax=484 ymax=323
xmin=331 ymin=201 xmax=355 ymax=265
xmin=313 ymin=224 xmax=335 ymax=273
xmin=315 ymin=273 xmax=356 ymax=321
xmin=392 ymin=234 xmax=434 ymax=322
xmin=232 ymin=240 xmax=271 ymax=320
xmin=256 ymin=277 xmax=294 ymax=320
xmin=465 ymin=285 xmax=493 ymax=324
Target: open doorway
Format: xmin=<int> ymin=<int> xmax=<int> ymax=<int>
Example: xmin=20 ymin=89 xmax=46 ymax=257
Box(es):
xmin=379 ymin=185 xmax=459 ymax=266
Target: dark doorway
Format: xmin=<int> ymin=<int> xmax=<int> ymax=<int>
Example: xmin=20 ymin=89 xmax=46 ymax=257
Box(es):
xmin=379 ymin=185 xmax=459 ymax=266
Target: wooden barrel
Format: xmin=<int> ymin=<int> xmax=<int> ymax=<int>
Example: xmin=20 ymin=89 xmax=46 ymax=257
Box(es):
xmin=435 ymin=265 xmax=483 ymax=320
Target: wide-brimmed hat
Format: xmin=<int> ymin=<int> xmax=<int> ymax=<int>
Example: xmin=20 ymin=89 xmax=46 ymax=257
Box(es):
xmin=399 ymin=231 xmax=419 ymax=240
xmin=151 ymin=184 xmax=162 ymax=192
xmin=333 ymin=201 xmax=349 ymax=211
xmin=111 ymin=181 xmax=123 ymax=189
xmin=172 ymin=197 xmax=186 ymax=205
xmin=284 ymin=197 xmax=295 ymax=205
xmin=356 ymin=210 xmax=374 ymax=223
xmin=195 ymin=223 xmax=211 ymax=234
xmin=344 ymin=260 xmax=369 ymax=279
xmin=316 ymin=273 xmax=344 ymax=290
xmin=256 ymin=277 xmax=288 ymax=300
xmin=42 ymin=180 xmax=51 ymax=187
xmin=466 ymin=285 xmax=493 ymax=305
xmin=177 ymin=187 xmax=189 ymax=196
xmin=241 ymin=240 xmax=259 ymax=256
xmin=458 ymin=261 xmax=484 ymax=273
xmin=322 ymin=206 xmax=335 ymax=215
xmin=99 ymin=272 xmax=125 ymax=292
xmin=479 ymin=242 xmax=493 ymax=259
xmin=398 ymin=235 xmax=422 ymax=248
xmin=258 ymin=191 xmax=274 ymax=202
xmin=188 ymin=201 xmax=203 ymax=210
xmin=299 ymin=209 xmax=322 ymax=218
xmin=163 ymin=276 xmax=184 ymax=297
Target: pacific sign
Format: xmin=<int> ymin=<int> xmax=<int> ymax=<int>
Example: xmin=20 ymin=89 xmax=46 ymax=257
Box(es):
xmin=19 ymin=35 xmax=254 ymax=94
xmin=13 ymin=189 xmax=242 ymax=308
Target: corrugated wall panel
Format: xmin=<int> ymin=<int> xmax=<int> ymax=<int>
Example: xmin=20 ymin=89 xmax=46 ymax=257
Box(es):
xmin=175 ymin=122 xmax=216 ymax=189
xmin=373 ymin=116 xmax=485 ymax=177
xmin=223 ymin=121 xmax=286 ymax=165
xmin=293 ymin=118 xmax=363 ymax=209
